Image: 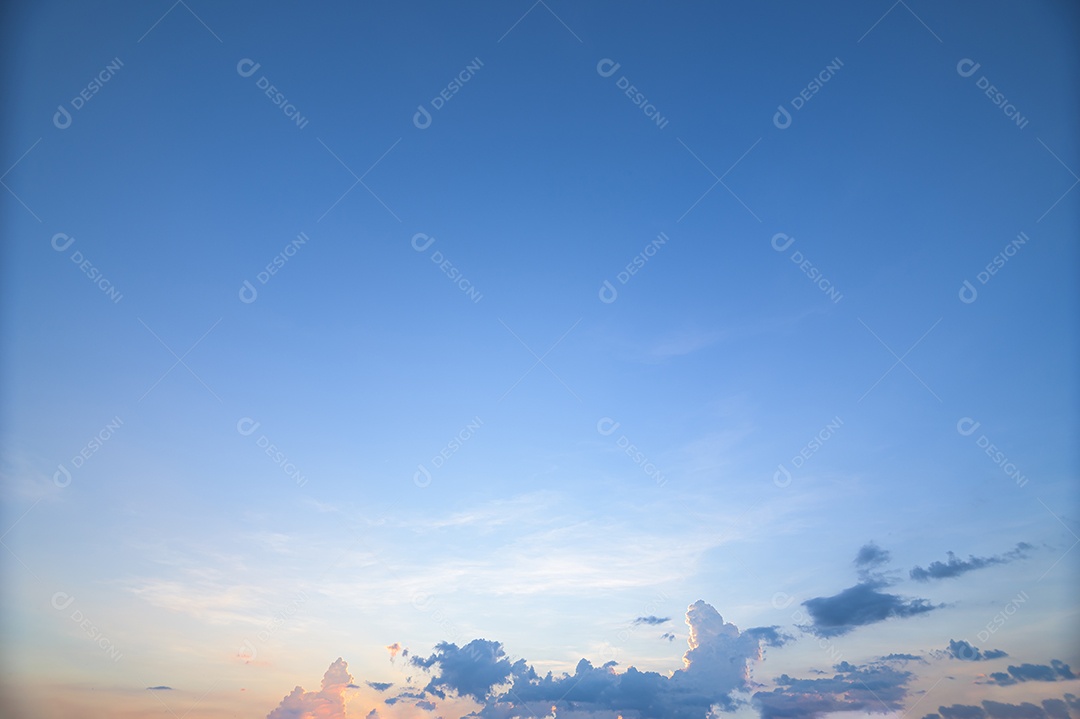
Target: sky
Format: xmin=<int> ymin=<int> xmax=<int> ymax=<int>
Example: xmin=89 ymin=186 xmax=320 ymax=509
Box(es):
xmin=1 ymin=1 xmax=1078 ymax=718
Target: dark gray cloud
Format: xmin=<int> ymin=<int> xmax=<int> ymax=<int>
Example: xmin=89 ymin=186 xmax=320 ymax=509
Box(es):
xmin=855 ymin=542 xmax=891 ymax=568
xmin=855 ymin=542 xmax=892 ymax=582
xmin=944 ymin=639 xmax=1008 ymax=661
xmin=982 ymin=700 xmax=1049 ymax=719
xmin=633 ymin=615 xmax=671 ymax=626
xmin=743 ymin=625 xmax=792 ymax=647
xmin=753 ymin=662 xmax=913 ymax=719
xmin=1041 ymin=699 xmax=1069 ymax=719
xmin=928 ymin=697 xmax=1080 ymax=719
xmin=661 ymin=632 xmax=676 ymax=641
xmin=940 ymin=704 xmax=988 ymax=719
xmin=986 ymin=661 xmax=1076 ymax=686
xmin=881 ymin=653 xmax=925 ymax=662
xmin=365 ymin=681 xmax=392 ymax=692
xmin=146 ymin=686 xmax=173 ymax=691
xmin=408 ymin=639 xmax=528 ymax=703
xmin=910 ymin=543 xmax=1032 ymax=582
xmin=801 ymin=581 xmax=939 ymax=636
xmin=401 ymin=600 xmax=783 ymax=719
xmin=383 ymin=690 xmax=423 ymax=706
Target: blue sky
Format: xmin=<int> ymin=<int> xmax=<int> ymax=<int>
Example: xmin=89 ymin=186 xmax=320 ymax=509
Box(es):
xmin=2 ymin=1 xmax=1078 ymax=718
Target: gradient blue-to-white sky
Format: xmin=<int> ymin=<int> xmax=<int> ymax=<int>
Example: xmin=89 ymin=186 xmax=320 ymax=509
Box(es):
xmin=2 ymin=2 xmax=1078 ymax=718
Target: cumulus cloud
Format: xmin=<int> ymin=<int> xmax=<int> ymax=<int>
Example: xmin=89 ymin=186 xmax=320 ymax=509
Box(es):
xmin=267 ymin=657 xmax=352 ymax=719
xmin=910 ymin=543 xmax=1032 ymax=582
xmin=633 ymin=615 xmax=671 ymax=626
xmin=402 ymin=600 xmax=782 ymax=719
xmin=753 ymin=661 xmax=913 ymax=719
xmin=409 ymin=639 xmax=529 ymax=703
xmin=986 ymin=661 xmax=1076 ymax=686
xmin=801 ymin=581 xmax=939 ymax=636
xmin=943 ymin=639 xmax=1007 ymax=661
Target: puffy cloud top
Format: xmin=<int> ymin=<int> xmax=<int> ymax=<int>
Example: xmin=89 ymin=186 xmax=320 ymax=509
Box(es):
xmin=267 ymin=657 xmax=352 ymax=719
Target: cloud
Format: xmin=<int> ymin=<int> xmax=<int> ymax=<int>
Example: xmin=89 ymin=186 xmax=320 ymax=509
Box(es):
xmin=801 ymin=581 xmax=939 ymax=636
xmin=403 ymin=600 xmax=781 ymax=719
xmin=910 ymin=543 xmax=1032 ymax=582
xmin=409 ymin=639 xmax=528 ymax=703
xmin=930 ymin=697 xmax=1080 ymax=719
xmin=982 ymin=701 xmax=1049 ymax=719
xmin=386 ymin=643 xmax=402 ymax=661
xmin=661 ymin=632 xmax=676 ymax=641
xmin=266 ymin=657 xmax=352 ymax=719
xmin=986 ymin=661 xmax=1076 ymax=686
xmin=415 ymin=699 xmax=436 ymax=711
xmin=753 ymin=661 xmax=913 ymax=719
xmin=881 ymin=653 xmax=925 ymax=662
xmin=633 ymin=615 xmax=671 ymax=626
xmin=146 ymin=686 xmax=173 ymax=690
xmin=1041 ymin=700 xmax=1068 ymax=719
xmin=366 ymin=681 xmax=393 ymax=692
xmin=855 ymin=542 xmax=892 ymax=580
xmin=940 ymin=704 xmax=988 ymax=719
xmin=944 ymin=639 xmax=1008 ymax=661
xmin=742 ymin=625 xmax=792 ymax=647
